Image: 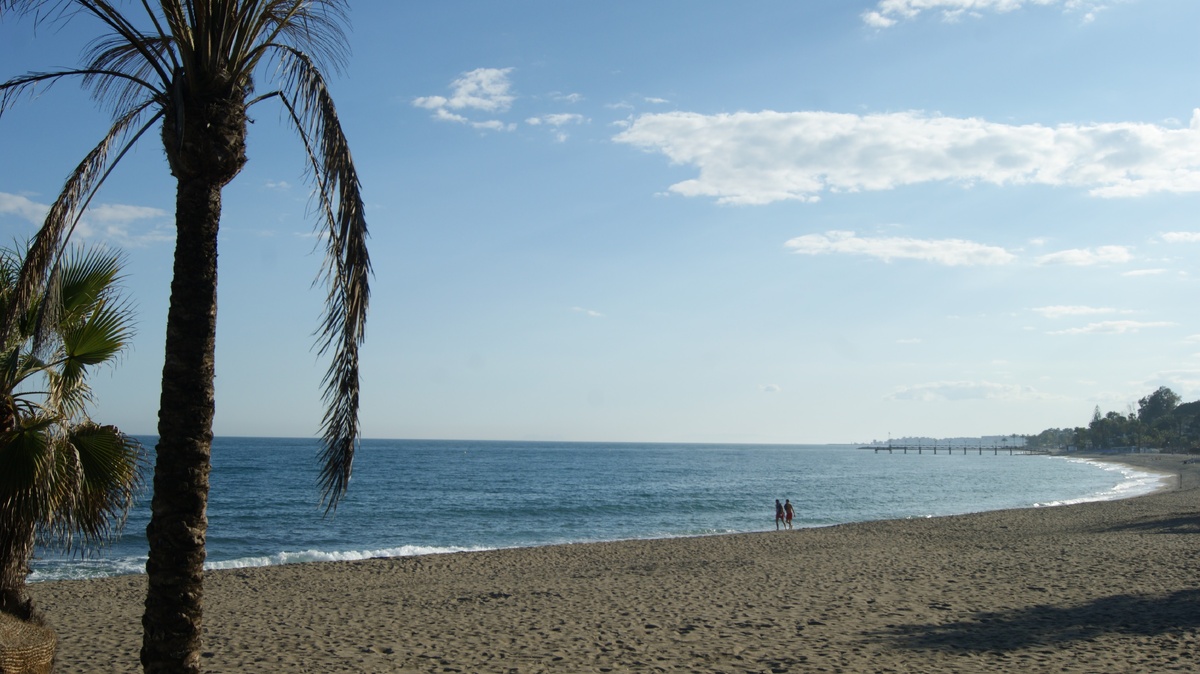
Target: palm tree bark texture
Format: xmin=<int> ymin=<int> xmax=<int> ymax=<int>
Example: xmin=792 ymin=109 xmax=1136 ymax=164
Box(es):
xmin=143 ymin=82 xmax=248 ymax=670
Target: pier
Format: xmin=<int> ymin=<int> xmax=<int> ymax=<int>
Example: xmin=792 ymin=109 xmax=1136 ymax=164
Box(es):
xmin=863 ymin=444 xmax=1049 ymax=455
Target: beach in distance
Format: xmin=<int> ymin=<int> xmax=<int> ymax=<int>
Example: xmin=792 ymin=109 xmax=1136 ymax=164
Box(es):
xmin=31 ymin=452 xmax=1200 ymax=673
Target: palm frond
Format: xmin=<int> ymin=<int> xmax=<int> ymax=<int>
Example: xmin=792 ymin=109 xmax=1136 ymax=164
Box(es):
xmin=55 ymin=299 xmax=136 ymax=395
xmin=0 ymin=417 xmax=57 ymax=520
xmin=0 ymin=243 xmax=141 ymax=555
xmin=0 ymin=100 xmax=158 ymax=350
xmin=0 ymin=68 xmax=157 ymax=120
xmin=264 ymin=45 xmax=369 ymax=511
xmin=82 ymin=34 xmax=173 ymax=115
xmin=243 ymin=0 xmax=349 ymax=80
xmin=57 ymin=246 xmax=123 ymax=318
xmin=48 ymin=422 xmax=144 ymax=549
xmin=74 ymin=0 xmax=173 ymax=87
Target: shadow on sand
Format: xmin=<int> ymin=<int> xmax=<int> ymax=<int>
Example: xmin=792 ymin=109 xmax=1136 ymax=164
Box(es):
xmin=875 ymin=589 xmax=1200 ymax=653
xmin=1103 ymin=513 xmax=1200 ymax=535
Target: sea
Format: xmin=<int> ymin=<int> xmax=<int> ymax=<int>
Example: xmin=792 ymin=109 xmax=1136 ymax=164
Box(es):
xmin=28 ymin=437 xmax=1168 ymax=583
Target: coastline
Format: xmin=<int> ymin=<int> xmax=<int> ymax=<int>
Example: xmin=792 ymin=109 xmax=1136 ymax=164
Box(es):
xmin=32 ymin=452 xmax=1200 ymax=673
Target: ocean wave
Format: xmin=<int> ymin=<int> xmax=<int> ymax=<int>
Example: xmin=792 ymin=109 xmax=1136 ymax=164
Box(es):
xmin=1033 ymin=457 xmax=1170 ymax=507
xmin=30 ymin=544 xmax=501 ymax=583
xmin=29 ymin=555 xmax=148 ymax=583
xmin=202 ymin=544 xmax=498 ymax=571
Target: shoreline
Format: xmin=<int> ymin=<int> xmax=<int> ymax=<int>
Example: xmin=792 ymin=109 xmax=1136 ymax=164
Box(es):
xmin=30 ymin=451 xmax=1200 ymax=672
xmin=30 ymin=449 xmax=1169 ymax=584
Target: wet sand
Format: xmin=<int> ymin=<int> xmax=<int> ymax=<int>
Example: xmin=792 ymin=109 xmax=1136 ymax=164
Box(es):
xmin=31 ymin=453 xmax=1200 ymax=673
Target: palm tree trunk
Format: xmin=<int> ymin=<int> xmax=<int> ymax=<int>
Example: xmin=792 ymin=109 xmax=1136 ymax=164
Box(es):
xmin=140 ymin=174 xmax=221 ymax=674
xmin=0 ymin=518 xmax=36 ymax=622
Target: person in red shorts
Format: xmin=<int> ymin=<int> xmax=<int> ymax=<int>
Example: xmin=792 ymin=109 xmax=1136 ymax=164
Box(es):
xmin=784 ymin=499 xmax=794 ymax=530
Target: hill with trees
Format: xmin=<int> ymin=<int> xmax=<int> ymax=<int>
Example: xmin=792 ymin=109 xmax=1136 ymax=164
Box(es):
xmin=1026 ymin=386 xmax=1200 ymax=452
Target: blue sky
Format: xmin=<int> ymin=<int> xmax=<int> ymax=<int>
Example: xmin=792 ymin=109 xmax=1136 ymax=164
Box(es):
xmin=3 ymin=0 xmax=1200 ymax=444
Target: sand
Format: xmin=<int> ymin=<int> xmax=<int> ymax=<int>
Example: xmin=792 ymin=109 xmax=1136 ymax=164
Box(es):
xmin=29 ymin=453 xmax=1200 ymax=673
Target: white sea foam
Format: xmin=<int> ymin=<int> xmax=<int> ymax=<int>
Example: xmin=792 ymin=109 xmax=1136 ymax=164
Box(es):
xmin=29 ymin=546 xmax=500 ymax=583
xmin=202 ymin=544 xmax=498 ymax=571
xmin=1032 ymin=457 xmax=1171 ymax=507
xmin=29 ymin=555 xmax=148 ymax=583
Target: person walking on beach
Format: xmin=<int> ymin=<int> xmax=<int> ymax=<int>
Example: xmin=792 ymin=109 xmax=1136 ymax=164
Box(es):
xmin=775 ymin=499 xmax=786 ymax=530
xmin=784 ymin=499 xmax=794 ymax=530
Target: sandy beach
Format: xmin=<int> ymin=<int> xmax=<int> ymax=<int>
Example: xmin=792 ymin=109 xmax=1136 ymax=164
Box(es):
xmin=29 ymin=453 xmax=1200 ymax=673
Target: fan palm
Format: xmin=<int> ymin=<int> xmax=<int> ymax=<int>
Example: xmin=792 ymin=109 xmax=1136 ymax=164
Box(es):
xmin=1 ymin=2 xmax=371 ymax=671
xmin=0 ymin=245 xmax=143 ymax=624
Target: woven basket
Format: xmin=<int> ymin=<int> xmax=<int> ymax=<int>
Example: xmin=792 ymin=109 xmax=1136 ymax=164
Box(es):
xmin=0 ymin=612 xmax=55 ymax=674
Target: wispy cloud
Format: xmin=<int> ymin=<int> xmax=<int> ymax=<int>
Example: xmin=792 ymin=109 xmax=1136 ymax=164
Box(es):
xmin=1122 ymin=268 xmax=1167 ymax=277
xmin=759 ymin=384 xmax=782 ymax=393
xmin=862 ymin=0 xmax=1110 ymax=28
xmin=1031 ymin=305 xmax=1119 ymax=319
xmin=571 ymin=306 xmax=604 ymax=318
xmin=527 ymin=113 xmax=588 ymax=142
xmin=528 ymin=113 xmax=586 ymax=127
xmin=77 ymin=204 xmax=172 ymax=246
xmin=414 ymin=68 xmax=518 ymax=131
xmin=785 ymin=230 xmax=1015 ymax=266
xmin=0 ymin=192 xmax=45 ymax=224
xmin=614 ymin=109 xmax=1200 ymax=205
xmin=886 ymin=380 xmax=1053 ymax=402
xmin=1035 ymin=245 xmax=1132 ymax=266
xmin=0 ymin=192 xmax=170 ymax=247
xmin=1049 ymin=320 xmax=1175 ymax=335
xmin=1162 ymin=231 xmax=1200 ymax=243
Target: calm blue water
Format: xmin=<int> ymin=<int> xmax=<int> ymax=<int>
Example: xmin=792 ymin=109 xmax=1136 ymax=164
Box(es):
xmin=29 ymin=438 xmax=1166 ymax=582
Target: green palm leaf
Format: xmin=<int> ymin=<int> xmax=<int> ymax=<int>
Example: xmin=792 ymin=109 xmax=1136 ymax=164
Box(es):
xmin=58 ymin=423 xmax=144 ymax=545
xmin=0 ymin=244 xmax=142 ymax=624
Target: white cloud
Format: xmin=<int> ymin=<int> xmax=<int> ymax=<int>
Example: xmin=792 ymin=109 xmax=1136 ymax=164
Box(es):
xmin=265 ymin=180 xmax=291 ymax=191
xmin=613 ymin=109 xmax=1200 ymax=205
xmin=886 ymin=380 xmax=1051 ymax=402
xmin=86 ymin=203 xmax=165 ymax=224
xmin=527 ymin=113 xmax=587 ymax=142
xmin=76 ymin=203 xmax=171 ymax=246
xmin=527 ymin=113 xmax=586 ymax=127
xmin=863 ymin=0 xmax=1110 ymax=28
xmin=414 ymin=68 xmax=517 ymax=131
xmin=1035 ymin=245 xmax=1131 ymax=266
xmin=1049 ymin=320 xmax=1176 ymax=335
xmin=760 ymin=384 xmax=782 ymax=393
xmin=0 ymin=192 xmax=47 ymax=224
xmin=571 ymin=306 xmax=604 ymax=318
xmin=785 ymin=230 xmax=1015 ymax=266
xmin=1031 ymin=305 xmax=1118 ymax=319
xmin=470 ymin=119 xmax=516 ymax=132
xmin=1162 ymin=231 xmax=1200 ymax=243
xmin=1122 ymin=268 xmax=1167 ymax=277
xmin=415 ymin=67 xmax=515 ymax=112
xmin=0 ymin=192 xmax=169 ymax=247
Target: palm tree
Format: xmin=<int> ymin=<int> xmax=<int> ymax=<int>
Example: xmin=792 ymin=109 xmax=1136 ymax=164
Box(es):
xmin=0 ymin=244 xmax=143 ymax=625
xmin=0 ymin=2 xmax=371 ymax=671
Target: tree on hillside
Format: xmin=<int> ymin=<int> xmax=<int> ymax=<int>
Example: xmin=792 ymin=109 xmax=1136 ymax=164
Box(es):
xmin=1 ymin=2 xmax=372 ymax=671
xmin=0 ymin=245 xmax=143 ymax=624
xmin=1137 ymin=386 xmax=1181 ymax=426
